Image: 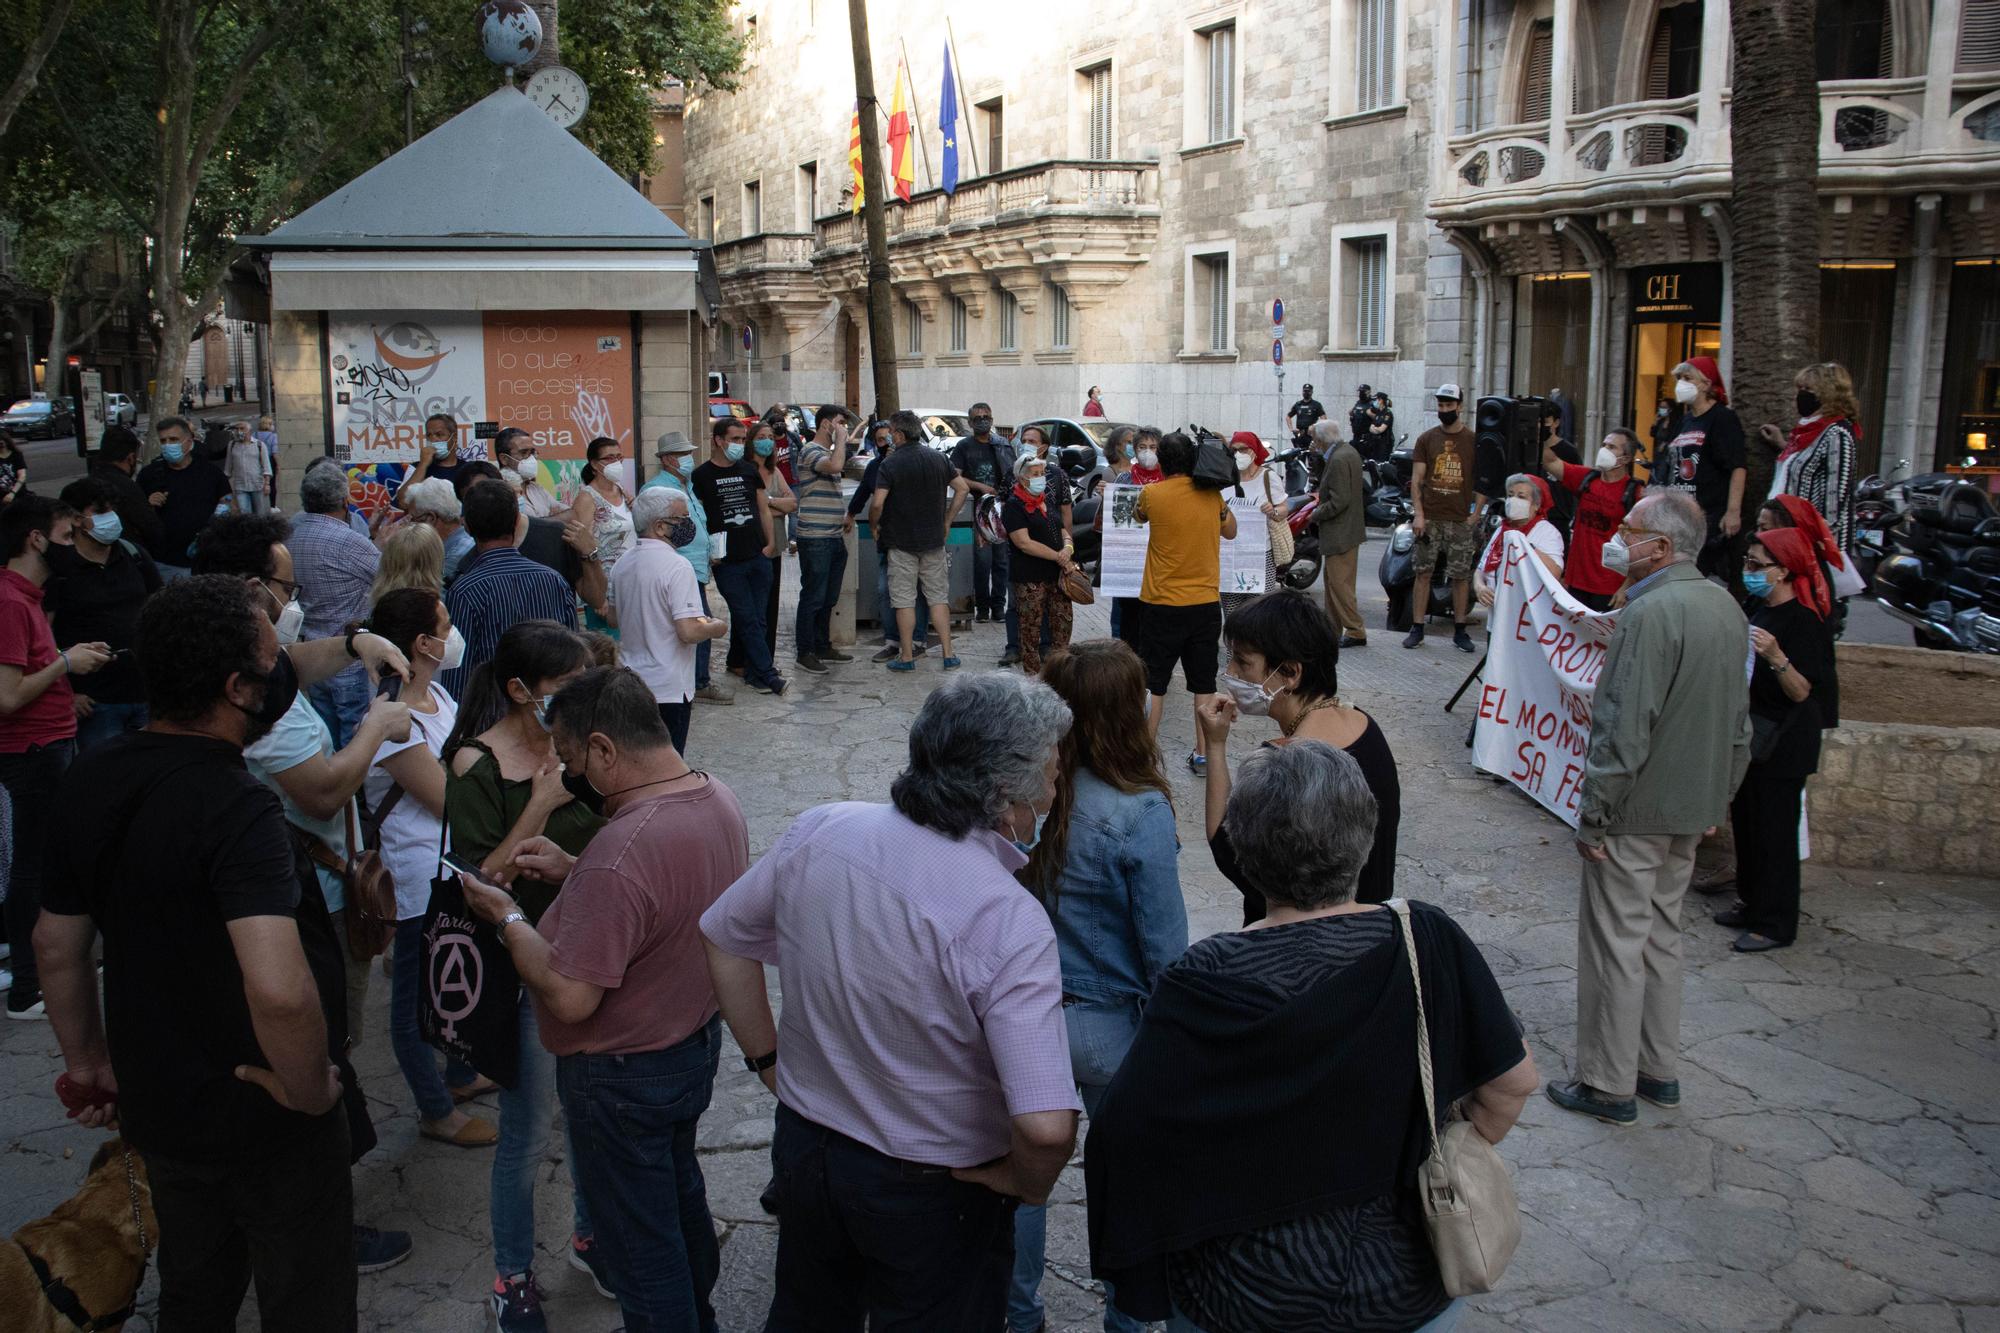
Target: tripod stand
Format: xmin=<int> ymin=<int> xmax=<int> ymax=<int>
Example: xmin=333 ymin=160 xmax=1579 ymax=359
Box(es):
xmin=1446 ymin=651 xmax=1487 ymax=748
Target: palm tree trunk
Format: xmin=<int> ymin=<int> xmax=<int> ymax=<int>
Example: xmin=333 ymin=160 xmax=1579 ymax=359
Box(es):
xmin=1728 ymin=0 xmax=1821 ymax=506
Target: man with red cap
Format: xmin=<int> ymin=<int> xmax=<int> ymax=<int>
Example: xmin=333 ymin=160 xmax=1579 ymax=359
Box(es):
xmin=1658 ymin=355 xmax=1746 ymax=577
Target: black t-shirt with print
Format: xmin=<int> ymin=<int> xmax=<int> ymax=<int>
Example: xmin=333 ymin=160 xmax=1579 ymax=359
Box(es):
xmin=1002 ymin=493 xmax=1065 ymax=584
xmin=1658 ymin=404 xmax=1747 ymax=524
xmin=691 ymin=459 xmax=768 ymax=565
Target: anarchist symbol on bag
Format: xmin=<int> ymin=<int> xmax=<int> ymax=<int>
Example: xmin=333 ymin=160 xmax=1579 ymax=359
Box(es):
xmin=429 ymin=931 xmax=485 ymax=1041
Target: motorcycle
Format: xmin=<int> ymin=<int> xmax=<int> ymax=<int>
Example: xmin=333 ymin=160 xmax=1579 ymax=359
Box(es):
xmin=1378 ymin=499 xmax=1503 ymax=633
xmin=1364 ymin=439 xmax=1413 ymax=528
xmin=1873 ymin=473 xmax=2000 ymax=653
xmin=1850 ymin=473 xmax=1903 ymax=594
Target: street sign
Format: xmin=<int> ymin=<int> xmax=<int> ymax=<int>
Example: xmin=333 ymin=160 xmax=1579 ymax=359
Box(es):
xmin=1272 ymin=338 xmax=1284 ymax=366
xmin=1272 ymin=298 xmax=1285 ymax=325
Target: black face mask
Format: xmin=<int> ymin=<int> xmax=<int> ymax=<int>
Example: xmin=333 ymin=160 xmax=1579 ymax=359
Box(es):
xmin=1539 ymin=424 xmax=1553 ymax=441
xmin=1796 ymin=389 xmax=1820 ymax=418
xmin=562 ymin=768 xmax=606 ymax=816
xmin=1438 ymin=410 xmax=1459 ymax=427
xmin=235 ymin=650 xmax=298 ymax=746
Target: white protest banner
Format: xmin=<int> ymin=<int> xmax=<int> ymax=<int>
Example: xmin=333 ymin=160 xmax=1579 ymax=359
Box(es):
xmin=1469 ymin=531 xmax=1619 ymax=826
xmin=1100 ymin=483 xmax=1149 ymax=598
xmin=1220 ymin=494 xmax=1272 ymax=594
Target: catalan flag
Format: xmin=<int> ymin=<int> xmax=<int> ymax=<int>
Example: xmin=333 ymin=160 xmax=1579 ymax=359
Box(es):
xmin=887 ymin=61 xmax=915 ymax=202
xmin=848 ymin=103 xmax=864 ymax=212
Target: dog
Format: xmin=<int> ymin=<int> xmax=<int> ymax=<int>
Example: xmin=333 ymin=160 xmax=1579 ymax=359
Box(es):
xmin=0 ymin=1137 xmax=158 ymax=1333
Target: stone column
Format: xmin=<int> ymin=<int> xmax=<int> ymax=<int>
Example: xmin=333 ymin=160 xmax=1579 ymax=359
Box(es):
xmin=1700 ymin=202 xmax=1735 ymax=387
xmin=1548 ymin=0 xmax=1574 ymax=182
xmin=1923 ymin=0 xmax=1963 ymax=140
xmin=1695 ymin=0 xmax=1730 ymax=159
xmin=1897 ymin=194 xmax=1942 ymax=482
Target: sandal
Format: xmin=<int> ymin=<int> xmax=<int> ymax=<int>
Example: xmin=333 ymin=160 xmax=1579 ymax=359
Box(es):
xmin=450 ymin=1076 xmax=498 ymax=1104
xmin=420 ymin=1115 xmax=500 ymax=1147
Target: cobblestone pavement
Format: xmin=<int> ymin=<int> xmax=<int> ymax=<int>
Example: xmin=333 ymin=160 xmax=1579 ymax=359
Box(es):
xmin=3 ymin=537 xmax=1998 ymax=1331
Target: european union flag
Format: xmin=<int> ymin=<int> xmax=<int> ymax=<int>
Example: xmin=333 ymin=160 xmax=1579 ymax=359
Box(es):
xmin=939 ymin=44 xmax=960 ymax=196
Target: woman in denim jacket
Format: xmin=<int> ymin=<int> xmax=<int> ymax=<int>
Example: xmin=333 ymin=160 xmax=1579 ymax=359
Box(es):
xmin=1009 ymin=638 xmax=1190 ymax=1333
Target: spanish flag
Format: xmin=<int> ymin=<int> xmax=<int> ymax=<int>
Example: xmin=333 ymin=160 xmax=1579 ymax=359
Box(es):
xmin=887 ymin=62 xmax=914 ymax=202
xmin=848 ymin=104 xmax=864 ymax=212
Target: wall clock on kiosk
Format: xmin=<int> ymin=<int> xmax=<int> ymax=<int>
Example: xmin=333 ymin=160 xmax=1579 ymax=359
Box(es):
xmin=525 ymin=66 xmax=589 ymax=129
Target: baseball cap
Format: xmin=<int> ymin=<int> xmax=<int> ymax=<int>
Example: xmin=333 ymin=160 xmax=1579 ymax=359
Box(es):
xmin=1435 ymin=383 xmax=1463 ymax=402
xmin=655 ymin=430 xmax=696 ymax=456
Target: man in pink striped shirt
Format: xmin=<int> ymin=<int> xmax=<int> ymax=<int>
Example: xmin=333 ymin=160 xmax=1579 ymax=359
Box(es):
xmin=702 ymin=671 xmax=1082 ymax=1331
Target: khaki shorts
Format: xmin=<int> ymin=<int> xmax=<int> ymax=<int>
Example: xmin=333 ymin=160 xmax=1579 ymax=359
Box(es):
xmin=887 ymin=547 xmax=951 ymax=609
xmin=1414 ymin=517 xmax=1476 ymax=582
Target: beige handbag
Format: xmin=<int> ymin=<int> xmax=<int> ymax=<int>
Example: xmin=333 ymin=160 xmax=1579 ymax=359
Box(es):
xmin=1389 ymin=898 xmax=1522 ymax=1296
xmin=1261 ymin=471 xmax=1295 ymax=568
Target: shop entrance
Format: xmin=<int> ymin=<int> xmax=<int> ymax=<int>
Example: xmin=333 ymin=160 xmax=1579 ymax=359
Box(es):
xmin=1627 ymin=263 xmax=1723 ymax=475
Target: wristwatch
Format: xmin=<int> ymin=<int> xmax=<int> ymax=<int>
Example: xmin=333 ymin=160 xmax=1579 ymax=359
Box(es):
xmin=497 ymin=911 xmax=528 ymax=934
xmin=344 ymin=627 xmax=365 ymax=659
xmin=743 ymin=1048 xmax=777 ymax=1074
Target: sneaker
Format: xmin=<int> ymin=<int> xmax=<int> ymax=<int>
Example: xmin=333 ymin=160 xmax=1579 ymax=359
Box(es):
xmin=1732 ymin=931 xmax=1791 ymax=953
xmin=1636 ymin=1074 xmax=1681 ymax=1108
xmin=6 ymin=992 xmax=45 ymax=1021
xmin=1712 ymin=905 xmax=1749 ymax=929
xmin=354 ymin=1225 xmax=413 ymax=1274
xmin=997 ymin=650 xmax=1022 ymax=667
xmin=1402 ymin=624 xmax=1426 ymax=649
xmin=1453 ymin=625 xmax=1476 ymax=653
xmin=941 ymin=655 xmax=962 ymax=670
xmin=568 ymin=1235 xmax=615 ymax=1300
xmin=975 ymin=611 xmax=991 ymax=623
xmin=491 ymin=1271 xmax=548 ymax=1332
xmin=794 ymin=653 xmax=829 ymax=675
xmin=1339 ymin=636 xmax=1368 ymax=649
xmin=1186 ymin=751 xmax=1207 ymax=775
xmin=821 ymin=647 xmax=855 ymax=663
xmin=1544 ymin=1080 xmax=1637 ymax=1126
xmin=751 ymin=675 xmax=788 ymax=696
xmin=694 ymin=682 xmax=736 ymax=705
xmin=887 ymin=658 xmax=917 ymax=673
xmin=871 ymin=644 xmax=900 ymax=663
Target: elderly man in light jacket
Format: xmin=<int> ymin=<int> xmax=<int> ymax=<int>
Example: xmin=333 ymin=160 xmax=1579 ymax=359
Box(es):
xmin=1311 ymin=419 xmax=1368 ymax=648
xmin=1550 ymin=489 xmax=1750 ymax=1127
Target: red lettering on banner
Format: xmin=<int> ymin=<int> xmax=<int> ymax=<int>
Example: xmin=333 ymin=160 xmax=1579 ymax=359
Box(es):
xmin=1515 ymin=604 xmax=1536 ymax=642
xmin=1510 ymin=740 xmax=1535 ymax=782
xmin=1523 ymin=748 xmax=1548 ymax=791
xmin=1556 ymin=763 xmax=1585 ymax=811
xmin=1478 ymin=684 xmax=1509 ymax=720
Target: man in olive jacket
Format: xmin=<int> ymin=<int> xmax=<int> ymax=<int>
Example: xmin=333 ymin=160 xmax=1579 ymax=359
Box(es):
xmin=1311 ymin=420 xmax=1368 ymax=647
xmin=1551 ymin=490 xmax=1750 ymax=1126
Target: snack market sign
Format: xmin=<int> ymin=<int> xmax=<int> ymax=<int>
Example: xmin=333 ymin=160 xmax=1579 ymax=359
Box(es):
xmin=328 ymin=311 xmax=632 ymax=463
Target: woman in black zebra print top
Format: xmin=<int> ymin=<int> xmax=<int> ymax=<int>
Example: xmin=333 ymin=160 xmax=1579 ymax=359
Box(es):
xmin=1085 ymin=742 xmax=1537 ymax=1333
xmin=1760 ymin=361 xmax=1860 ymax=554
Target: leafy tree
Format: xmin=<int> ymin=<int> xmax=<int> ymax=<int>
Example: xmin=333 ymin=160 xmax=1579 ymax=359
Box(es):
xmin=0 ymin=0 xmax=81 ymax=140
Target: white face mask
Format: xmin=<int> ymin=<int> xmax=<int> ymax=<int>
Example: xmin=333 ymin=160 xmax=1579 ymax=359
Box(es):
xmin=1594 ymin=446 xmax=1620 ymax=470
xmin=1505 ymin=496 xmax=1532 ymax=522
xmin=1600 ymin=533 xmax=1632 ymax=576
xmin=1136 ymin=449 xmax=1158 ymax=470
xmin=1219 ymin=670 xmax=1284 ymax=717
xmin=426 ymin=625 xmax=466 ymax=671
xmin=1234 ymin=451 xmax=1256 ymax=475
xmin=274 ymin=597 xmax=304 ymax=645
xmin=515 ymin=457 xmax=539 ymax=483
xmin=1674 ymin=379 xmax=1700 ymax=405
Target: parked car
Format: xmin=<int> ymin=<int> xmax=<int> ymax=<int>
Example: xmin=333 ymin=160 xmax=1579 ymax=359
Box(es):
xmin=901 ymin=408 xmax=973 ymax=451
xmin=782 ymin=402 xmax=863 ymax=440
xmin=103 ymin=393 xmax=138 ymax=427
xmin=1016 ymin=417 xmax=1137 ymax=496
xmin=2 ymin=397 xmax=76 ymax=440
xmin=707 ymin=397 xmax=755 ymax=422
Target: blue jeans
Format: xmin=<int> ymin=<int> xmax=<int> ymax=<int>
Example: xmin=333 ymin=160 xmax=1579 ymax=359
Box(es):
xmin=75 ymin=700 xmax=148 ymax=752
xmin=390 ymin=917 xmax=477 ymax=1122
xmin=876 ymin=549 xmax=925 ymax=647
xmin=794 ymin=536 xmax=848 ymax=657
xmin=492 ymin=992 xmax=591 ymax=1276
xmin=557 ymin=1016 xmax=723 ymax=1333
xmin=973 ymin=538 xmax=1010 ymax=619
xmin=307 ymin=663 xmax=372 ymax=750
xmin=695 ymin=583 xmax=712 ymax=689
xmin=711 ymin=558 xmax=781 ymax=688
xmin=1010 ymin=998 xmax=1146 ymax=1333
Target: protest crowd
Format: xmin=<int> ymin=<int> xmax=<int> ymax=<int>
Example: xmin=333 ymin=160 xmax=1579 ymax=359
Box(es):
xmin=0 ymin=357 xmax=1854 ymax=1332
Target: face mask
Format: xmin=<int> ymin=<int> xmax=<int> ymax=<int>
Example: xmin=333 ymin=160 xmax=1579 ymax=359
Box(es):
xmin=1008 ymin=803 xmax=1049 ymax=856
xmin=1437 ymin=410 xmax=1459 ymax=427
xmin=1674 ymin=379 xmax=1700 ymax=405
xmin=1539 ymin=424 xmax=1553 ymax=441
xmin=754 ymin=438 xmax=775 ymax=458
xmin=1234 ymin=452 xmax=1255 ymax=474
xmin=431 ymin=439 xmax=452 ymax=459
xmin=562 ymin=767 xmax=607 ymax=816
xmin=666 ymin=453 xmax=691 ymax=478
xmin=235 ymin=651 xmax=299 ymax=745
xmin=1594 ymin=447 xmax=1620 ymax=470
xmin=1505 ymin=496 xmax=1532 ymax=522
xmin=89 ymin=512 xmax=123 ymax=545
xmin=1026 ymin=476 xmax=1048 ymax=497
xmin=1742 ymin=571 xmax=1773 ymax=599
xmin=160 ymin=443 xmax=186 ymax=464
xmin=724 ymin=442 xmax=746 ymax=463
xmin=424 ymin=625 xmax=466 ymax=671
xmin=514 ymin=678 xmax=556 ymax=731
xmin=1219 ymin=670 xmax=1285 ymax=717
xmin=256 ymin=580 xmax=304 ymax=645
xmin=1601 ymin=533 xmax=1633 ymax=576
xmin=1137 ymin=449 xmax=1158 ymax=470
xmin=1796 ymin=389 xmax=1820 ymax=418
xmin=515 ymin=457 xmax=539 ymax=482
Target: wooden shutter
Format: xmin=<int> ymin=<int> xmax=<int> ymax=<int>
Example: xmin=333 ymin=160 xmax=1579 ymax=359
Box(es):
xmin=1088 ymin=66 xmax=1113 ymax=159
xmin=1963 ymin=0 xmax=2000 ymax=69
xmin=1524 ymin=20 xmax=1554 ymax=121
xmin=1208 ymin=25 xmax=1236 ymax=141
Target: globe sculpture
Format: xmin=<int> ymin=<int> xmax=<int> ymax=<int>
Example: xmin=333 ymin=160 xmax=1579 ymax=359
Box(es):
xmin=476 ymin=1 xmax=542 ymax=70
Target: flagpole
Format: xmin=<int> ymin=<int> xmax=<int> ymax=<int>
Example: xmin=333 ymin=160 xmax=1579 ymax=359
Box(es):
xmin=944 ymin=16 xmax=981 ymax=177
xmin=846 ymin=0 xmax=900 ymax=415
xmin=897 ymin=37 xmax=935 ymax=193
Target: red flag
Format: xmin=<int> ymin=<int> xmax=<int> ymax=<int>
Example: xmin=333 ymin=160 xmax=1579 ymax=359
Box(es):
xmin=887 ymin=61 xmax=914 ymax=202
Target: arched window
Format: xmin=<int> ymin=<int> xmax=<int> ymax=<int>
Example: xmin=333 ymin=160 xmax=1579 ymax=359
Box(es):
xmin=1644 ymin=0 xmax=1704 ymax=99
xmin=1817 ymin=0 xmax=1890 ymax=79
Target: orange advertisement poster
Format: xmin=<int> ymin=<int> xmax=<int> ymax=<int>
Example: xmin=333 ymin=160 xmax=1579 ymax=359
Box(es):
xmin=480 ymin=312 xmax=634 ymax=461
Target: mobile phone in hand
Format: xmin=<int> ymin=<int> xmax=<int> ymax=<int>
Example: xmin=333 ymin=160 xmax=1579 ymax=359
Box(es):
xmin=442 ymin=852 xmax=491 ymax=884
xmin=376 ymin=672 xmax=402 ymax=702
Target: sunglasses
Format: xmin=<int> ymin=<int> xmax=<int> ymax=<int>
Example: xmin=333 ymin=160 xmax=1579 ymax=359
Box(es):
xmin=1743 ymin=557 xmax=1778 ymax=572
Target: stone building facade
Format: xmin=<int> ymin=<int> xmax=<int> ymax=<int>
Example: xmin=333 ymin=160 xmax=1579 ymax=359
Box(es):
xmin=1424 ymin=0 xmax=2000 ymax=479
xmin=686 ymin=0 xmax=1444 ymax=438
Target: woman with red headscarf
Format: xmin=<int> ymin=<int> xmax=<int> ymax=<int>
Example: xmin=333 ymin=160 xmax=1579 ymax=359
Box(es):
xmin=1661 ymin=354 xmax=1748 ymax=576
xmin=1716 ymin=527 xmax=1839 ymax=952
xmin=1474 ymin=473 xmax=1565 ymax=607
xmin=1759 ymin=492 xmax=1867 ymax=602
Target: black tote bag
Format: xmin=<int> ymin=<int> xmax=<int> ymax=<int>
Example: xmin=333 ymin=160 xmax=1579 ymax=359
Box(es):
xmin=418 ymin=810 xmax=522 ymax=1088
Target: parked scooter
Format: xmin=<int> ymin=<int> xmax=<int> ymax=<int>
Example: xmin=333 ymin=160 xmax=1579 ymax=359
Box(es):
xmin=1873 ymin=473 xmax=2000 ymax=653
xmin=1850 ymin=473 xmax=1903 ymax=594
xmin=1379 ymin=498 xmax=1503 ymax=632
